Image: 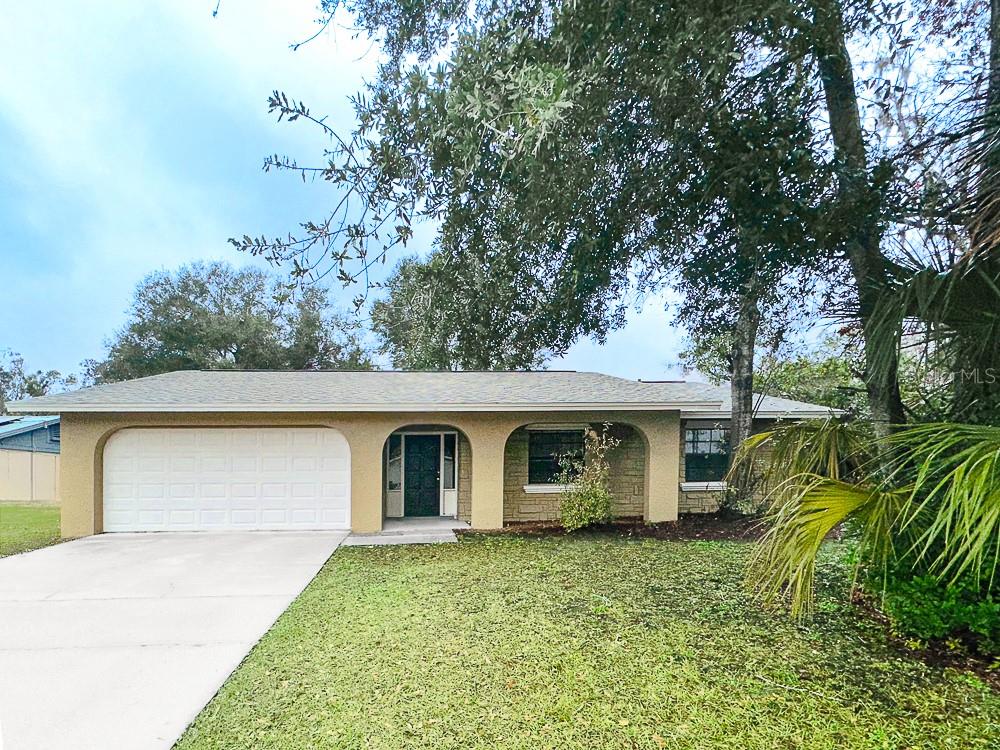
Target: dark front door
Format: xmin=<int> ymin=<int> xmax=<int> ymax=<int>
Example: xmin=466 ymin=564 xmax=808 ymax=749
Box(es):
xmin=404 ymin=435 xmax=441 ymax=516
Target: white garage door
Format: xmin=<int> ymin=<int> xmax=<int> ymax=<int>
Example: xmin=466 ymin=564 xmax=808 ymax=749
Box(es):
xmin=103 ymin=427 xmax=351 ymax=532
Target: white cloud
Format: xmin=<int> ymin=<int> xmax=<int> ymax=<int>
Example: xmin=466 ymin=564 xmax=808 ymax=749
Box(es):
xmin=0 ymin=2 xmax=689 ymax=380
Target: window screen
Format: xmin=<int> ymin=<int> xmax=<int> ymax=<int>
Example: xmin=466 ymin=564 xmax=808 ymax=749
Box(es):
xmin=443 ymin=433 xmax=456 ymax=490
xmin=386 ymin=433 xmax=402 ymax=491
xmin=684 ymin=427 xmax=730 ymax=482
xmin=527 ymin=430 xmax=585 ymax=484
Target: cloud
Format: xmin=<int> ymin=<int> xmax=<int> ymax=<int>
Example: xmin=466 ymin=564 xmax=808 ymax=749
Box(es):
xmin=0 ymin=2 xmax=376 ymax=374
xmin=0 ymin=2 xmax=688 ymax=380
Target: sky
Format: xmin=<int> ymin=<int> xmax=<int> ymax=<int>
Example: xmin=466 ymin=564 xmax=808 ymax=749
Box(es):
xmin=0 ymin=1 xmax=687 ymax=382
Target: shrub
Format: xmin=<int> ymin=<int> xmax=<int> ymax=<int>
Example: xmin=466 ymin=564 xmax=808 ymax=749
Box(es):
xmin=558 ymin=425 xmax=620 ymax=532
xmin=878 ymin=572 xmax=1000 ymax=655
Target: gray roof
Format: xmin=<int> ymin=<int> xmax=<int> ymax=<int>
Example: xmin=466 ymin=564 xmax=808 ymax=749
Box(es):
xmin=6 ymin=370 xmax=839 ymax=417
xmin=678 ymin=383 xmax=841 ymax=419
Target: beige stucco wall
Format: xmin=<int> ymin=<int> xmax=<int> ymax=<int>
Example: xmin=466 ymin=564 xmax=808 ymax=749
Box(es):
xmin=503 ymin=423 xmax=646 ymax=522
xmin=57 ymin=409 xmax=681 ymax=538
xmin=0 ymin=449 xmax=60 ymax=504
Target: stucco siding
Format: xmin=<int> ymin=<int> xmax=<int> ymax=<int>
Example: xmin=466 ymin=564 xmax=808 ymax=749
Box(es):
xmin=57 ymin=409 xmax=680 ymax=538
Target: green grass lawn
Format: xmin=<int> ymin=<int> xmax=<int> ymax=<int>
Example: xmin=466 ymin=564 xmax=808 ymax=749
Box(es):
xmin=176 ymin=534 xmax=999 ymax=750
xmin=0 ymin=502 xmax=62 ymax=557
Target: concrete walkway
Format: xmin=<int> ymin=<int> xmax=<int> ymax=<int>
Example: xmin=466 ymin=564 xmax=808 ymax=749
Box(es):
xmin=343 ymin=517 xmax=470 ymax=546
xmin=0 ymin=531 xmax=345 ymax=750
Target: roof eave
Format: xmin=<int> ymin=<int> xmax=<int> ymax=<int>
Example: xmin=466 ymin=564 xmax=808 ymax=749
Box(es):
xmin=0 ymin=416 xmax=60 ymax=439
xmin=8 ymin=400 xmax=723 ymax=414
xmin=681 ymin=409 xmax=844 ymax=419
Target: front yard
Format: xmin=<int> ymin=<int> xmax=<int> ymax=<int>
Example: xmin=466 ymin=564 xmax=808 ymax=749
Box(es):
xmin=176 ymin=534 xmax=999 ymax=750
xmin=0 ymin=503 xmax=61 ymax=557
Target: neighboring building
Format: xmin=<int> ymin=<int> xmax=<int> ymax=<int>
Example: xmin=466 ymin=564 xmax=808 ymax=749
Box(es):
xmin=0 ymin=415 xmax=61 ymax=504
xmin=8 ymin=371 xmax=835 ymax=537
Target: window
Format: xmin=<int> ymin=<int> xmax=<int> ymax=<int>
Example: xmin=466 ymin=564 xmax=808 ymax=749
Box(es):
xmin=443 ymin=433 xmax=456 ymax=490
xmin=386 ymin=434 xmax=402 ymax=492
xmin=528 ymin=430 xmax=585 ymax=484
xmin=47 ymin=423 xmax=60 ymax=443
xmin=684 ymin=427 xmax=730 ymax=482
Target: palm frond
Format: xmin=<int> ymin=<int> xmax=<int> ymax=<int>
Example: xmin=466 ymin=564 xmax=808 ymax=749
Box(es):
xmin=885 ymin=422 xmax=1000 ymax=583
xmin=730 ymin=417 xmax=870 ymax=488
xmin=867 ymin=253 xmax=1000 ymax=421
xmin=747 ymin=476 xmax=906 ymax=618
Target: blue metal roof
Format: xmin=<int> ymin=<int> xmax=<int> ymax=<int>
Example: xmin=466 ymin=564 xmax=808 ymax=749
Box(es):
xmin=0 ymin=415 xmax=60 ymax=440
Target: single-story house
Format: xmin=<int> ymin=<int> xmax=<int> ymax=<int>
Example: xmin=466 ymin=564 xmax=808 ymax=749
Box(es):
xmin=0 ymin=415 xmax=61 ymax=504
xmin=7 ymin=370 xmax=835 ymax=537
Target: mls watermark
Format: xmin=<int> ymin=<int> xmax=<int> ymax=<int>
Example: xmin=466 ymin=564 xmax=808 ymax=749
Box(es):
xmin=924 ymin=368 xmax=1000 ymax=387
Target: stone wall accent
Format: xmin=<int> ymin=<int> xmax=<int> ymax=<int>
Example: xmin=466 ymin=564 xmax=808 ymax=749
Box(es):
xmin=503 ymin=424 xmax=646 ymax=523
xmin=677 ymin=420 xmax=775 ymax=514
xmin=677 ymin=437 xmax=725 ymax=513
xmin=457 ymin=432 xmax=472 ymax=523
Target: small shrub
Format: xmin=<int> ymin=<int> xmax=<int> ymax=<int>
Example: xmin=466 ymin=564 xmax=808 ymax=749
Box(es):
xmin=558 ymin=425 xmax=620 ymax=532
xmin=879 ymin=572 xmax=1000 ymax=655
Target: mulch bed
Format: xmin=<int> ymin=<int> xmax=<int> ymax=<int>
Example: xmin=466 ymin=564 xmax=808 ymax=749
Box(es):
xmin=851 ymin=590 xmax=1000 ymax=691
xmin=464 ymin=512 xmax=768 ymax=541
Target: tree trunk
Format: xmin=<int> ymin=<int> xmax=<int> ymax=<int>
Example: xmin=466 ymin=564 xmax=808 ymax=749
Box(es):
xmin=953 ymin=0 xmax=1000 ymax=421
xmin=728 ymin=287 xmax=760 ymax=503
xmin=811 ymin=0 xmax=906 ymax=435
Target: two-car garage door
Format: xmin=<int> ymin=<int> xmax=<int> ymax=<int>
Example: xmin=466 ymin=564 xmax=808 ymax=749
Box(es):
xmin=103 ymin=427 xmax=351 ymax=532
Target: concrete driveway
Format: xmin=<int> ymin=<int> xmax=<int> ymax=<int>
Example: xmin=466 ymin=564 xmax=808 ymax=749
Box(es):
xmin=0 ymin=532 xmax=346 ymax=750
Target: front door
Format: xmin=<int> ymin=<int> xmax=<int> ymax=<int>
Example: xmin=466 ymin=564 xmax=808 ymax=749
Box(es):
xmin=404 ymin=435 xmax=441 ymax=516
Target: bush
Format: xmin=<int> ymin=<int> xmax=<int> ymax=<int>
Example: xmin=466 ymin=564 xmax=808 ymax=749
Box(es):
xmin=558 ymin=425 xmax=620 ymax=532
xmin=878 ymin=572 xmax=1000 ymax=655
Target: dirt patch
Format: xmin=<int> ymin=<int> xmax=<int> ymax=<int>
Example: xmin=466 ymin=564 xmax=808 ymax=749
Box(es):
xmin=464 ymin=512 xmax=768 ymax=542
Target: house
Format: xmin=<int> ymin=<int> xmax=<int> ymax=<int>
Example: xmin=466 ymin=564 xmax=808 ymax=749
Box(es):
xmin=0 ymin=415 xmax=61 ymax=504
xmin=6 ymin=370 xmax=835 ymax=537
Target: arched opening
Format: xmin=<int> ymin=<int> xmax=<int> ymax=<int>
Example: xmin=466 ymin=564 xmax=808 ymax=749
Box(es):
xmin=381 ymin=424 xmax=472 ymax=523
xmin=502 ymin=422 xmax=648 ymax=524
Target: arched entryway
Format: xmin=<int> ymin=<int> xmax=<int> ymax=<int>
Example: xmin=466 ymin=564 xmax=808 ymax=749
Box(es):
xmin=382 ymin=424 xmax=472 ymax=523
xmin=501 ymin=422 xmax=648 ymax=524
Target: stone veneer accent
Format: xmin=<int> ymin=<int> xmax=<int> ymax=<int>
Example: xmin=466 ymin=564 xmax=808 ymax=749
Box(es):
xmin=677 ymin=420 xmax=774 ymax=514
xmin=457 ymin=432 xmax=472 ymax=523
xmin=677 ymin=442 xmax=726 ymax=513
xmin=503 ymin=424 xmax=645 ymax=523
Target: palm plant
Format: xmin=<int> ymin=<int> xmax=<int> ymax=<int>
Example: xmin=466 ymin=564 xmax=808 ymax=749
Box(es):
xmin=743 ymin=20 xmax=1000 ymax=621
xmin=737 ymin=419 xmax=1000 ymax=618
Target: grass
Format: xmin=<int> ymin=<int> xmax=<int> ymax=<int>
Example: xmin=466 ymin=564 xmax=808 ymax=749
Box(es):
xmin=0 ymin=502 xmax=62 ymax=557
xmin=176 ymin=534 xmax=1000 ymax=750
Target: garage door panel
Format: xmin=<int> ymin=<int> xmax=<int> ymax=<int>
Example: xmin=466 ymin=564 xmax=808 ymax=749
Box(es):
xmin=103 ymin=428 xmax=351 ymax=532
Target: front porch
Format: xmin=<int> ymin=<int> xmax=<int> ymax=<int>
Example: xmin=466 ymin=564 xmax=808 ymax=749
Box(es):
xmin=380 ymin=422 xmax=653 ymax=528
xmin=344 ymin=515 xmax=470 ymax=546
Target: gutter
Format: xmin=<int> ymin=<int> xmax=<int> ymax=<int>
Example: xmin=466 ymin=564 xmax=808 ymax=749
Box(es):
xmin=8 ymin=401 xmax=725 ymax=414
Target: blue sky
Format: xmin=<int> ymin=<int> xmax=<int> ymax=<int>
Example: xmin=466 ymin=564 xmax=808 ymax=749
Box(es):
xmin=0 ymin=2 xmax=686 ymax=381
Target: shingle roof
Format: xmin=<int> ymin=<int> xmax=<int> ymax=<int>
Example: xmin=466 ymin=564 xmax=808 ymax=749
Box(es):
xmin=678 ymin=383 xmax=841 ymax=419
xmin=5 ymin=370 xmax=838 ymax=417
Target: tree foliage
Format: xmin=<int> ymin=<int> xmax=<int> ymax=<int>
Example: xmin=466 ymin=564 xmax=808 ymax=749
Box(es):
xmin=86 ymin=262 xmax=373 ymax=383
xmin=370 ymin=249 xmax=587 ymax=369
xmin=0 ymin=350 xmax=74 ymax=414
